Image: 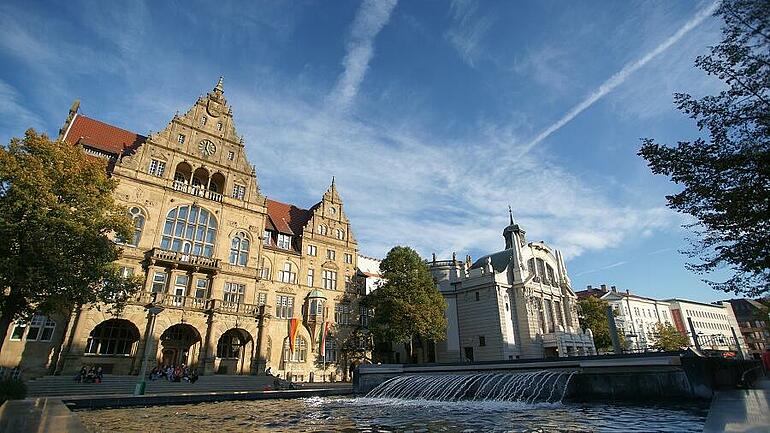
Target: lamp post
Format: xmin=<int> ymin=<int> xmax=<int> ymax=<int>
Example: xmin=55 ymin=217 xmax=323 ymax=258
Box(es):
xmin=134 ymin=305 xmax=164 ymax=395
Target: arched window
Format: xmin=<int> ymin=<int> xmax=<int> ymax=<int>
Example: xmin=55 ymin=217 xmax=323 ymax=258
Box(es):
xmin=318 ymin=225 xmax=327 ymax=236
xmin=119 ymin=207 xmax=144 ymax=246
xmin=85 ymin=319 xmax=139 ymax=356
xmin=229 ymin=231 xmax=250 ymax=266
xmin=336 ymin=229 xmax=345 ymax=240
xmin=284 ymin=337 xmax=307 ymax=363
xmin=217 ymin=330 xmax=244 ymax=359
xmin=160 ymin=205 xmax=217 ymax=257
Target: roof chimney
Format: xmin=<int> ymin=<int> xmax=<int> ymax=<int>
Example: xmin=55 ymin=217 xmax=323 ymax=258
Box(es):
xmin=600 ymin=284 xmax=607 ymax=291
xmin=587 ymin=285 xmax=593 ymax=290
xmin=611 ymin=285 xmax=617 ymax=292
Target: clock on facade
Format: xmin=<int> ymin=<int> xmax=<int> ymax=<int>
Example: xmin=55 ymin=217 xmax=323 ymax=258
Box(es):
xmin=198 ymin=139 xmax=216 ymax=156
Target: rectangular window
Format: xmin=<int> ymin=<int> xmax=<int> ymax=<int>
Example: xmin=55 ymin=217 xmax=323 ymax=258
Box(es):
xmin=360 ymin=306 xmax=370 ymax=327
xmin=307 ymin=245 xmax=317 ymax=256
xmin=326 ymin=249 xmax=336 ymax=260
xmin=173 ymin=275 xmax=189 ymax=305
xmin=277 ymin=234 xmax=292 ymax=250
xmin=260 ymin=258 xmax=271 ymax=280
xmin=479 ymin=336 xmax=486 ymax=347
xmin=307 ymin=269 xmax=315 ymax=287
xmin=152 ymin=272 xmax=167 ymax=293
xmin=278 ymin=262 xmax=296 ymax=284
xmin=148 ymin=159 xmax=166 ymax=177
xmin=217 ymin=122 xmax=223 ymax=131
xmin=323 ymin=270 xmax=337 ymax=290
xmin=257 ymin=292 xmax=267 ymax=306
xmin=335 ymin=303 xmax=351 ymax=325
xmin=232 ymin=184 xmax=246 ymax=200
xmin=201 ymin=115 xmax=207 ymax=125
xmin=10 ymin=323 xmax=25 ymax=341
xmin=325 ymin=340 xmax=337 ymax=363
xmin=276 ymin=295 xmax=294 ymax=319
xmin=119 ymin=267 xmax=134 ymax=278
xmin=25 ymin=315 xmax=55 ymax=342
xmin=223 ymin=282 xmax=245 ymax=304
xmin=194 ymin=278 xmax=208 ymax=298
xmin=344 ymin=253 xmax=352 ymax=264
xmin=263 ymin=230 xmax=271 ymax=246
xmin=227 ymin=151 xmax=234 ymax=161
xmin=177 ymin=133 xmax=185 ymax=144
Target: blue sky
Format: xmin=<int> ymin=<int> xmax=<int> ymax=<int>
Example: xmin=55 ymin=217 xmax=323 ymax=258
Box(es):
xmin=0 ymin=0 xmax=731 ymax=302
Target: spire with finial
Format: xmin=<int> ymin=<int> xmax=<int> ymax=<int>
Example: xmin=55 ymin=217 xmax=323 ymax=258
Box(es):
xmin=331 ymin=175 xmax=335 ymax=187
xmin=508 ymin=204 xmax=514 ymax=225
xmin=215 ymin=76 xmax=224 ymax=93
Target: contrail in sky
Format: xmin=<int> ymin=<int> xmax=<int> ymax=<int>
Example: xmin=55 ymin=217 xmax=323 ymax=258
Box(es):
xmin=520 ymin=1 xmax=720 ymax=155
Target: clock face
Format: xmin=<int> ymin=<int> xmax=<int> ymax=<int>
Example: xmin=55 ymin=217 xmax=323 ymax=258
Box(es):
xmin=198 ymin=139 xmax=216 ymax=156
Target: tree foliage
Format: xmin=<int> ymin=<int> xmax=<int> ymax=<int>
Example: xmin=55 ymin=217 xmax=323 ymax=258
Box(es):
xmin=361 ymin=246 xmax=447 ymax=362
xmin=578 ymin=296 xmax=624 ymax=351
xmin=651 ymin=322 xmax=690 ymax=352
xmin=0 ymin=130 xmax=141 ymax=353
xmin=638 ymin=0 xmax=770 ymax=296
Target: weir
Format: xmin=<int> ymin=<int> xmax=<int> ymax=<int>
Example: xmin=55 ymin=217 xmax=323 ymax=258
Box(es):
xmin=366 ymin=371 xmax=575 ymax=404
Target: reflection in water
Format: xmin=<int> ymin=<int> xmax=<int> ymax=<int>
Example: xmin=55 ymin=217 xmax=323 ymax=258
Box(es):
xmin=77 ymin=396 xmax=707 ymax=433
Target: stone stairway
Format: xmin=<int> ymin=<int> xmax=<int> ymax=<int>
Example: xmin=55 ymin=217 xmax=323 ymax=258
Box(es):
xmin=26 ymin=374 xmax=275 ymax=397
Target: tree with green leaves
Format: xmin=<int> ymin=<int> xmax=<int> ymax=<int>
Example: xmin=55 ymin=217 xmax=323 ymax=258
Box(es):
xmin=651 ymin=322 xmax=690 ymax=352
xmin=0 ymin=129 xmax=141 ymax=354
xmin=361 ymin=246 xmax=447 ymax=363
xmin=578 ymin=296 xmax=624 ymax=352
xmin=638 ymin=0 xmax=770 ymax=297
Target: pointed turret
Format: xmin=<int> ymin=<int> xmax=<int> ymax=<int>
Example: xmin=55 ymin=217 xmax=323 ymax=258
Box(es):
xmin=503 ymin=205 xmax=526 ymax=249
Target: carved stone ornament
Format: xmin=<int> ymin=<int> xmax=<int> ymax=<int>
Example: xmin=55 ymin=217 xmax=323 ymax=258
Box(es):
xmin=207 ymin=98 xmax=223 ymax=118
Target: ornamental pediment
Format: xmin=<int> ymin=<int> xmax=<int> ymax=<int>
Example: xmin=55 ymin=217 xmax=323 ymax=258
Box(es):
xmin=322 ymin=261 xmax=339 ymax=270
xmin=275 ymin=285 xmax=296 ymax=295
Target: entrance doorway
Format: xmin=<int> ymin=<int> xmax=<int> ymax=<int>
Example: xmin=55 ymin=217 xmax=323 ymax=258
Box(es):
xmin=159 ymin=324 xmax=201 ymax=367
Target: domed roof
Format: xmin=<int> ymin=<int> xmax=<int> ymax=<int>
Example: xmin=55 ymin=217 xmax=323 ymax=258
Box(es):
xmin=470 ymin=249 xmax=515 ymax=273
xmin=307 ymin=289 xmax=326 ymax=299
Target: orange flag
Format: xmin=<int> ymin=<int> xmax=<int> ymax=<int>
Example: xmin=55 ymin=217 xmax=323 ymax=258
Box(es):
xmin=288 ymin=318 xmax=299 ymax=352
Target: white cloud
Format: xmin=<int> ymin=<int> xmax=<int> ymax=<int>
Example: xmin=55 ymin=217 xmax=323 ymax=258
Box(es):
xmin=0 ymin=80 xmax=44 ymax=143
xmin=445 ymin=0 xmax=493 ymax=67
xmin=520 ymin=1 xmax=720 ymax=155
xmin=328 ymin=0 xmax=398 ymax=111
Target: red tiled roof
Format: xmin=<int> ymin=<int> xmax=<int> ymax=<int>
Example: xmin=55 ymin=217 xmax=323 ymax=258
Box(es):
xmin=265 ymin=198 xmax=313 ymax=236
xmin=63 ymin=114 xmax=145 ymax=155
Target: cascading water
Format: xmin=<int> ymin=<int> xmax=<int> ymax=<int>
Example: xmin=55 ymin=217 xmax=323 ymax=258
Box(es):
xmin=365 ymin=370 xmax=575 ymax=404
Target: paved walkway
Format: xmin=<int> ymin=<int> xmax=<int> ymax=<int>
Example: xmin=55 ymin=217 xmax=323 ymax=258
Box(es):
xmin=703 ymin=380 xmax=770 ymax=433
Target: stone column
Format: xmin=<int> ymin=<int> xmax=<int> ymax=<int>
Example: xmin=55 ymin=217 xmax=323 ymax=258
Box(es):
xmin=199 ymin=309 xmax=216 ymax=375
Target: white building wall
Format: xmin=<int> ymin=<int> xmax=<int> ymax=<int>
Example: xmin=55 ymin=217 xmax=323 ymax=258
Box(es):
xmin=668 ymin=299 xmax=748 ymax=356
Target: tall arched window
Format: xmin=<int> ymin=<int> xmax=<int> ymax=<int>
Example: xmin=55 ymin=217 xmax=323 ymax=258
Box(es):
xmin=119 ymin=207 xmax=145 ymax=246
xmin=160 ymin=205 xmax=217 ymax=257
xmin=336 ymin=229 xmax=344 ymax=240
xmin=229 ymin=231 xmax=250 ymax=266
xmin=85 ymin=319 xmax=139 ymax=356
xmin=318 ymin=225 xmax=327 ymax=236
xmin=284 ymin=337 xmax=307 ymax=362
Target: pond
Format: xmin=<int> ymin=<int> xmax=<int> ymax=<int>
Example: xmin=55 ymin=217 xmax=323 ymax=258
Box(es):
xmin=77 ymin=396 xmax=708 ymax=432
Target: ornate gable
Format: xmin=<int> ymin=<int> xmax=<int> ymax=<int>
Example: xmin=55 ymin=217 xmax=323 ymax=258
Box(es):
xmin=305 ymin=178 xmax=357 ymax=245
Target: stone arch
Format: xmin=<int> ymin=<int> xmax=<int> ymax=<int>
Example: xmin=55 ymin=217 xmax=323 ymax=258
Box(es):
xmin=192 ymin=166 xmax=210 ymax=189
xmin=82 ymin=318 xmax=142 ymax=374
xmin=174 ymin=161 xmax=193 ymax=183
xmin=157 ymin=323 xmax=202 ymax=369
xmin=210 ymin=172 xmax=226 ymax=194
xmin=214 ymin=328 xmax=254 ymax=375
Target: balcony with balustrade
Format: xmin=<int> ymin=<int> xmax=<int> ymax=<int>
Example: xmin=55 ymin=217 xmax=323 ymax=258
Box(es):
xmin=147 ymin=247 xmax=220 ymax=272
xmin=129 ymin=292 xmax=271 ymax=318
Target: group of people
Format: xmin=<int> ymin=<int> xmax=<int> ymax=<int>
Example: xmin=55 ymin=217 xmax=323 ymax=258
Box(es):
xmin=74 ymin=366 xmax=104 ymax=383
xmin=149 ymin=364 xmax=199 ymax=383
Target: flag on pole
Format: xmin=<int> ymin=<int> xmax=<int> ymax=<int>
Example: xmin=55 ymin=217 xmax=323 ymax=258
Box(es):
xmin=288 ymin=318 xmax=299 ymax=353
xmin=320 ymin=322 xmax=330 ymax=357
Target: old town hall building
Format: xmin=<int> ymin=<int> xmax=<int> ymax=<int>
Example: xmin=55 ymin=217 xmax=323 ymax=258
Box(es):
xmin=1 ymin=79 xmax=363 ymax=381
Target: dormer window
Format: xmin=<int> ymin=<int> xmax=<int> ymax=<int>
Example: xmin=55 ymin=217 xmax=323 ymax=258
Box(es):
xmin=277 ymin=234 xmax=292 ymax=249
xmin=263 ymin=230 xmax=272 ymax=246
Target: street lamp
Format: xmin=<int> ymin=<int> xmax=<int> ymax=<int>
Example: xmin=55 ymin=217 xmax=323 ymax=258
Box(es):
xmin=134 ymin=305 xmax=164 ymax=395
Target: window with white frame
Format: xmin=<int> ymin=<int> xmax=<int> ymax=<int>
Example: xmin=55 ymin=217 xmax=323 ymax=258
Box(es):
xmin=336 ymin=229 xmax=344 ymax=240
xmin=323 ymin=270 xmax=337 ymax=290
xmin=307 ymin=245 xmax=317 ymax=256
xmin=223 ymin=282 xmax=245 ymax=304
xmin=229 ymin=231 xmax=250 ymax=266
xmin=263 ymin=230 xmax=271 ymax=246
xmin=324 ymin=339 xmax=338 ymax=363
xmin=151 ymin=272 xmax=167 ymax=293
xmin=194 ymin=278 xmax=208 ymax=298
xmin=310 ymin=298 xmax=325 ymax=317
xmin=118 ymin=206 xmax=145 ymax=247
xmin=119 ymin=266 xmax=134 ymax=278
xmin=172 ymin=275 xmax=189 ymax=305
xmin=284 ymin=337 xmax=307 ymax=362
xmin=177 ymin=133 xmax=185 ymax=144
xmin=307 ymin=269 xmax=314 ymax=287
xmin=257 ymin=292 xmax=267 ymax=306
xmin=148 ymin=159 xmax=166 ymax=177
xmin=277 ymin=234 xmax=292 ymax=250
xmin=278 ymin=262 xmax=296 ymax=283
xmin=160 ymin=205 xmax=218 ymax=257
xmin=275 ymin=295 xmax=294 ymax=319
xmin=360 ymin=306 xmax=371 ymax=327
xmin=318 ymin=225 xmax=328 ymax=235
xmin=260 ymin=258 xmax=271 ymax=280
xmin=326 ymin=249 xmax=335 ymax=260
xmin=10 ymin=315 xmax=56 ymax=342
xmin=232 ymin=184 xmax=246 ymax=200
xmin=344 ymin=253 xmax=353 ymax=264
xmin=335 ymin=303 xmax=351 ymax=325
xmin=227 ymin=151 xmax=234 ymax=161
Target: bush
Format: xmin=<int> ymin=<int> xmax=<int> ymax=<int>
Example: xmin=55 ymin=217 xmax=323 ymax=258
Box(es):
xmin=0 ymin=379 xmax=27 ymax=404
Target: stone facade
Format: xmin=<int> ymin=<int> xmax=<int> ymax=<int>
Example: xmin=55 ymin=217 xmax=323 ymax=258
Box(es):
xmin=429 ymin=214 xmax=596 ymax=362
xmin=0 ymin=79 xmax=365 ymax=381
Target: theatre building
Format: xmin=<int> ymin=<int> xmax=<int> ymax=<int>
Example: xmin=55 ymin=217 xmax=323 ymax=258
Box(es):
xmin=0 ymin=79 xmax=365 ymax=381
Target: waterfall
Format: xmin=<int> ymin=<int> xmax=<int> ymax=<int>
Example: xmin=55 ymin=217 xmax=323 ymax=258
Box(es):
xmin=365 ymin=370 xmax=576 ymax=404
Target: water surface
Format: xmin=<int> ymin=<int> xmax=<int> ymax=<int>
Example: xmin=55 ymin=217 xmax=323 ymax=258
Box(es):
xmin=77 ymin=396 xmax=708 ymax=432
